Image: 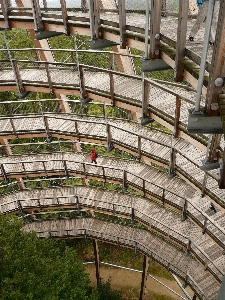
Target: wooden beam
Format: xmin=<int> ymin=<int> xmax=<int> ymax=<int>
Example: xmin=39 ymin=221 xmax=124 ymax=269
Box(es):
xmin=208 ymin=134 xmax=221 ymax=162
xmin=118 ymin=0 xmax=126 ymax=49
xmin=93 ymin=239 xmax=100 ymax=285
xmin=60 ymin=0 xmax=69 ymax=35
xmin=205 ymin=0 xmax=225 ymax=116
xmin=149 ymin=0 xmax=162 ymax=59
xmin=1 ymin=0 xmax=10 ymax=29
xmin=88 ymin=0 xmax=101 ymax=39
xmin=174 ymin=96 xmax=181 ymax=138
xmin=174 ymin=0 xmax=189 ymax=82
xmin=139 ymin=255 xmax=149 ymax=300
xmin=30 ymin=0 xmax=44 ymax=31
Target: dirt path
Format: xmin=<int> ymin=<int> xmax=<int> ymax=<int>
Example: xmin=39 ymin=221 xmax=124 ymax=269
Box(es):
xmin=85 ymin=264 xmax=195 ymax=300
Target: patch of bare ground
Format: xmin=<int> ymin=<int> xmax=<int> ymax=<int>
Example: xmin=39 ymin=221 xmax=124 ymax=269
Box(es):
xmin=85 ymin=264 xmax=196 ymax=300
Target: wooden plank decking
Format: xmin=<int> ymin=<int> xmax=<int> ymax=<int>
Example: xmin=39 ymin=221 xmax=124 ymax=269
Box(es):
xmin=22 ymin=217 xmax=221 ymax=300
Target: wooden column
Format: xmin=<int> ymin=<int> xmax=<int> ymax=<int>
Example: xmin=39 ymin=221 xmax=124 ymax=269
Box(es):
xmin=149 ymin=0 xmax=162 ymax=59
xmin=174 ymin=0 xmax=189 ymax=82
xmin=201 ymin=173 xmax=207 ymax=197
xmin=139 ymin=255 xmax=149 ymax=300
xmin=218 ymin=150 xmax=225 ymax=189
xmin=118 ymin=0 xmax=126 ymax=49
xmin=30 ymin=0 xmax=44 ymax=31
xmin=168 ymin=148 xmax=176 ymax=177
xmin=88 ymin=0 xmax=101 ymax=39
xmin=142 ymin=79 xmax=150 ymax=120
xmin=208 ymin=134 xmax=221 ymax=162
xmin=205 ymin=0 xmax=225 ymax=116
xmin=2 ymin=0 xmax=10 ymax=29
xmin=93 ymin=239 xmax=100 ymax=285
xmin=12 ymin=60 xmax=25 ymax=96
xmin=174 ymin=96 xmax=181 ymax=137
xmin=60 ymin=0 xmax=69 ymax=35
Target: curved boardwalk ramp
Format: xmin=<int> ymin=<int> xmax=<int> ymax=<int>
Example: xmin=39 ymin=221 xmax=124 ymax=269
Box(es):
xmin=22 ymin=217 xmax=221 ymax=300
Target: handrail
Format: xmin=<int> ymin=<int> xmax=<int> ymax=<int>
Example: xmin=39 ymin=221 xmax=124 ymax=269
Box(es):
xmin=1 ymin=155 xmax=225 ymax=239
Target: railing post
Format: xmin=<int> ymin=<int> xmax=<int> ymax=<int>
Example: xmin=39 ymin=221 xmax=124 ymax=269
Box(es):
xmin=93 ymin=239 xmax=100 ymax=285
xmin=181 ymin=197 xmax=187 ymax=222
xmin=143 ymin=179 xmax=146 ymax=197
xmin=106 ymin=123 xmax=114 ymax=152
xmin=141 ymin=78 xmax=152 ymax=125
xmin=139 ymin=255 xmax=149 ymax=300
xmin=168 ymin=147 xmax=176 ymax=178
xmin=78 ymin=65 xmax=88 ymax=99
xmin=185 ymin=239 xmax=191 ymax=256
xmin=43 ymin=116 xmax=52 ymax=143
xmin=63 ymin=160 xmax=69 ymax=178
xmin=44 ymin=63 xmax=53 ymax=94
xmin=201 ymin=173 xmax=207 ymax=197
xmin=11 ymin=60 xmax=25 ymax=96
xmin=118 ymin=0 xmax=126 ymax=49
xmin=122 ymin=170 xmax=127 ymax=192
xmin=109 ymin=71 xmax=115 ymax=106
xmin=174 ymin=96 xmax=181 ymax=138
xmin=174 ymin=0 xmax=189 ymax=82
xmin=138 ymin=136 xmax=141 ymax=159
xmin=9 ymin=118 xmax=18 ymax=138
xmin=202 ymin=217 xmax=208 ymax=234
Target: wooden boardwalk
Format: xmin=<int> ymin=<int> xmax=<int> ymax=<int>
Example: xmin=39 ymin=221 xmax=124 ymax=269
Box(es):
xmin=1 ymin=150 xmax=225 ymax=247
xmin=1 ymin=185 xmax=225 ymax=282
xmin=22 ymin=217 xmax=221 ymax=300
xmin=0 ymin=112 xmax=223 ymax=206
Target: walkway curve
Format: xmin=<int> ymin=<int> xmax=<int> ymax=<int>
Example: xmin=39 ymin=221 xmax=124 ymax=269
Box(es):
xmin=0 ymin=113 xmax=223 ymax=207
xmin=1 ymin=185 xmax=224 ymax=282
xmin=1 ymin=151 xmax=225 ymax=251
xmin=22 ymin=217 xmax=220 ymax=300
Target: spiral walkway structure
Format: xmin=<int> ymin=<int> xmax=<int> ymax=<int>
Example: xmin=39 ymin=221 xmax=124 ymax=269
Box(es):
xmin=0 ymin=0 xmax=225 ymax=299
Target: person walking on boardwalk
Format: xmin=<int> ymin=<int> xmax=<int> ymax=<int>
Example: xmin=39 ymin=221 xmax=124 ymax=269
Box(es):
xmin=189 ymin=0 xmax=220 ymax=45
xmin=90 ymin=148 xmax=97 ymax=164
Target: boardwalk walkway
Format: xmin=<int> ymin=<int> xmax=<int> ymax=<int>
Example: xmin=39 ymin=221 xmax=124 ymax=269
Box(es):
xmin=23 ymin=217 xmax=221 ymax=300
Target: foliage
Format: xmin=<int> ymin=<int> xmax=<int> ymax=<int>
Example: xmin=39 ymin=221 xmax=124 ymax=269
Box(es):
xmin=0 ymin=215 xmax=124 ymax=300
xmin=97 ymin=279 xmax=123 ymax=300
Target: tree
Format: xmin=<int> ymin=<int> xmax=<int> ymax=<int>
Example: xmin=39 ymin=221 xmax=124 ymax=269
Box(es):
xmin=0 ymin=216 xmax=96 ymax=300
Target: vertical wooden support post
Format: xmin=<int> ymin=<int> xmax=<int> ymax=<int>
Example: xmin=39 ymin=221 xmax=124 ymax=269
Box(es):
xmin=12 ymin=60 xmax=25 ymax=96
xmin=109 ymin=71 xmax=115 ymax=106
xmin=162 ymin=188 xmax=165 ymax=205
xmin=78 ymin=65 xmax=88 ymax=99
xmin=43 ymin=116 xmax=52 ymax=142
xmin=205 ymin=0 xmax=225 ymax=116
xmin=185 ymin=239 xmax=191 ymax=256
xmin=161 ymin=0 xmax=167 ymax=17
xmin=93 ymin=239 xmax=100 ymax=285
xmin=0 ymin=138 xmax=12 ymax=156
xmin=118 ymin=0 xmax=126 ymax=49
xmin=9 ymin=118 xmax=18 ymax=138
xmin=88 ymin=0 xmax=101 ymax=39
xmin=60 ymin=0 xmax=68 ymax=35
xmin=123 ymin=170 xmax=127 ymax=191
xmin=168 ymin=148 xmax=176 ymax=177
xmin=106 ymin=123 xmax=113 ymax=152
xmin=149 ymin=0 xmax=162 ymax=59
xmin=192 ymin=294 xmax=197 ymax=300
xmin=141 ymin=79 xmax=150 ymax=122
xmin=139 ymin=255 xmax=149 ymax=300
xmin=143 ymin=179 xmax=146 ymax=197
xmin=201 ymin=173 xmax=207 ymax=197
xmin=30 ymin=0 xmax=44 ymax=31
xmin=218 ymin=150 xmax=225 ymax=189
xmin=2 ymin=0 xmax=10 ymax=29
xmin=45 ymin=63 xmax=53 ymax=94
xmin=138 ymin=136 xmax=141 ymax=159
xmin=181 ymin=197 xmax=187 ymax=222
xmin=174 ymin=0 xmax=189 ymax=82
xmin=174 ymin=96 xmax=181 ymax=138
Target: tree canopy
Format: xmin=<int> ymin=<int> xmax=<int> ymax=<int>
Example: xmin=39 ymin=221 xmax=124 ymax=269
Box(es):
xmin=0 ymin=216 xmax=123 ymax=300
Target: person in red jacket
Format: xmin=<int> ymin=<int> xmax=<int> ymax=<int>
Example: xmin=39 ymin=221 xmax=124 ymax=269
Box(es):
xmin=90 ymin=149 xmax=97 ymax=164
